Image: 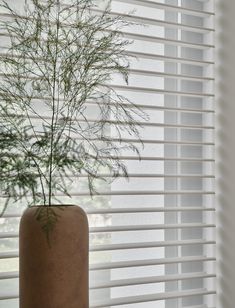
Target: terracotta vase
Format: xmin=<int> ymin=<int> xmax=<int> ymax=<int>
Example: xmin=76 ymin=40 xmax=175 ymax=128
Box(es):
xmin=19 ymin=205 xmax=89 ymax=308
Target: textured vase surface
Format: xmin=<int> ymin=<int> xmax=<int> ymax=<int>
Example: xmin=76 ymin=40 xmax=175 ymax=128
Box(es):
xmin=19 ymin=205 xmax=89 ymax=308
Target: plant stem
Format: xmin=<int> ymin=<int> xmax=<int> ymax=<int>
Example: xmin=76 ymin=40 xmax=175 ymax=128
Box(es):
xmin=48 ymin=1 xmax=60 ymax=206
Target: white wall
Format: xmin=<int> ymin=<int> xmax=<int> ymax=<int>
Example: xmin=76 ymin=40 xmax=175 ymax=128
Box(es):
xmin=216 ymin=1 xmax=235 ymax=307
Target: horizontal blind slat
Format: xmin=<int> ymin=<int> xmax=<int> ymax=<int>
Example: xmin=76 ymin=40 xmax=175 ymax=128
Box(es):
xmin=114 ymin=0 xmax=214 ymax=16
xmin=67 ymin=137 xmax=214 ymax=145
xmin=49 ymin=0 xmax=215 ymax=16
xmin=0 ymin=224 xmax=215 ymax=238
xmin=0 ymin=191 xmax=215 ymax=198
xmin=90 ymin=273 xmax=216 ymax=289
xmin=0 ymin=271 xmax=216 ymax=283
xmin=90 ymin=240 xmax=216 ymax=251
xmin=0 ymin=10 xmax=215 ymax=33
xmin=0 ymin=111 xmax=214 ymax=129
xmin=0 ymin=241 xmax=215 ymax=258
xmin=0 ymin=256 xmax=216 ymax=281
xmin=66 ymin=190 xmax=215 ymax=196
xmin=120 ymin=31 xmax=214 ymax=49
xmin=0 ymin=50 xmax=214 ymax=67
xmin=111 ymin=84 xmax=214 ymax=97
xmin=57 ymin=0 xmax=214 ymax=16
xmin=90 ymin=256 xmax=216 ymax=270
xmin=1 ymin=207 xmax=215 ymax=219
xmin=59 ymin=174 xmax=216 ymax=178
xmin=128 ymin=68 xmax=214 ymax=81
xmin=0 ymin=271 xmax=19 ymax=280
xmin=87 ymin=207 xmax=216 ymax=214
xmin=0 ymin=292 xmax=19 ymax=301
xmin=90 ymin=289 xmax=216 ymax=307
xmin=126 ymin=51 xmax=214 ymax=66
xmin=94 ymin=157 xmax=215 ymax=162
xmin=96 ymin=103 xmax=214 ymax=113
xmin=0 ymin=290 xmax=217 ymax=303
xmin=0 ymin=71 xmax=215 ymax=83
xmin=89 ymin=223 xmax=215 ymax=233
xmin=0 ymin=30 xmax=214 ymax=50
xmin=102 ymin=10 xmax=214 ymax=33
xmin=0 ymin=252 xmax=19 ymax=259
xmin=0 ymin=155 xmax=216 ymax=163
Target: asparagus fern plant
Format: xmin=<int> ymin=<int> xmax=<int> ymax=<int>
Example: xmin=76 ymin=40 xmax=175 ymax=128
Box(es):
xmin=0 ymin=0 xmax=146 ymax=235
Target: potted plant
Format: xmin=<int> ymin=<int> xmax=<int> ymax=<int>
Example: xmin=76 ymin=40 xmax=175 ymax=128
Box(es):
xmin=0 ymin=0 xmax=146 ymax=307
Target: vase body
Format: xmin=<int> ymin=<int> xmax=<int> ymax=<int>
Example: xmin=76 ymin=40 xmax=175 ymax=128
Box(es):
xmin=19 ymin=205 xmax=89 ymax=308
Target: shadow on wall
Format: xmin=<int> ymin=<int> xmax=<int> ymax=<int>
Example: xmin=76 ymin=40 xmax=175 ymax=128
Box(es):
xmin=216 ymin=1 xmax=235 ymax=307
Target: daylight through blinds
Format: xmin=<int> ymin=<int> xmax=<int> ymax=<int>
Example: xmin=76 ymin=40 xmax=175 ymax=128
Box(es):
xmin=0 ymin=0 xmax=215 ymax=307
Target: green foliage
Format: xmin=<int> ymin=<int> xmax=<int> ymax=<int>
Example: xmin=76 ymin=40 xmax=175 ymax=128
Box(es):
xmin=0 ymin=0 xmax=147 ymax=233
xmin=35 ymin=206 xmax=65 ymax=245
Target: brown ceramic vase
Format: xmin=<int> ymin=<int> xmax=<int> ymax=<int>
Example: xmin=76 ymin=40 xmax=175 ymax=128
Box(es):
xmin=19 ymin=205 xmax=89 ymax=308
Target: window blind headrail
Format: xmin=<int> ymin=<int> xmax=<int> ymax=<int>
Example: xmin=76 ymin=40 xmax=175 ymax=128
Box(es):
xmin=90 ymin=289 xmax=216 ymax=308
xmin=90 ymin=272 xmax=216 ymax=290
xmin=114 ymin=0 xmax=215 ymax=17
xmin=90 ymin=256 xmax=216 ymax=271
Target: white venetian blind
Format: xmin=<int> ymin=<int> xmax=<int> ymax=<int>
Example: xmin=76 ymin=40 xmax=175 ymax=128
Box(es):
xmin=0 ymin=0 xmax=216 ymax=307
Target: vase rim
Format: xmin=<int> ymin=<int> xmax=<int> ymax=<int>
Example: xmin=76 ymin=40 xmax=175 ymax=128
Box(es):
xmin=29 ymin=204 xmax=77 ymax=208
